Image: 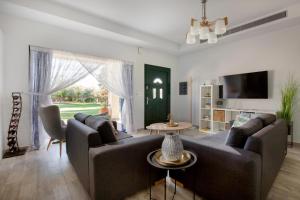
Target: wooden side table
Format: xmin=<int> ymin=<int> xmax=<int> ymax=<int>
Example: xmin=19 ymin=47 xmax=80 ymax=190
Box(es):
xmin=146 ymin=122 xmax=192 ymax=134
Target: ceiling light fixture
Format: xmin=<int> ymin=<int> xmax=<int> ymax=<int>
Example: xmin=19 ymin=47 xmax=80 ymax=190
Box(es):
xmin=186 ymin=0 xmax=228 ymax=44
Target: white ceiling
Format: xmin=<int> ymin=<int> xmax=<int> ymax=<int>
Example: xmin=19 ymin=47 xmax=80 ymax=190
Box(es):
xmin=1 ymin=0 xmax=300 ymax=54
xmin=50 ymin=0 xmax=300 ymax=44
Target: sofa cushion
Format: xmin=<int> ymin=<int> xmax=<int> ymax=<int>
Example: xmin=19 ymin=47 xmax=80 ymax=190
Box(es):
xmin=85 ymin=114 xmax=118 ymax=135
xmin=255 ymin=114 xmax=276 ymax=127
xmin=85 ymin=115 xmax=117 ymax=143
xmin=226 ymin=118 xmax=263 ymax=148
xmin=74 ymin=113 xmax=90 ymax=123
xmin=85 ymin=115 xmax=109 ymax=126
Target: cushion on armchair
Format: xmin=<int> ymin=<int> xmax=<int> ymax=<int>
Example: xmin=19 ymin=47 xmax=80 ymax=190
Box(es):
xmin=226 ymin=118 xmax=263 ymax=148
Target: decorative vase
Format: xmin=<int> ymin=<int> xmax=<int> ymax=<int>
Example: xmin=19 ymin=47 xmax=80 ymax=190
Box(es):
xmin=100 ymin=107 xmax=109 ymax=114
xmin=161 ymin=133 xmax=184 ymax=161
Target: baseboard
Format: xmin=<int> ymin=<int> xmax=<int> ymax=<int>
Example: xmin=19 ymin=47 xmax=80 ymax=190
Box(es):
xmin=288 ymin=142 xmax=300 ymax=148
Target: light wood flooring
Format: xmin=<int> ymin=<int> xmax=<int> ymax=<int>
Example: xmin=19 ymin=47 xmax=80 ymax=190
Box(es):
xmin=0 ymin=133 xmax=300 ymax=200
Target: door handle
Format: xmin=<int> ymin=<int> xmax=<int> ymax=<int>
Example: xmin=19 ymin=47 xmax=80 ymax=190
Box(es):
xmin=146 ymin=97 xmax=149 ymax=105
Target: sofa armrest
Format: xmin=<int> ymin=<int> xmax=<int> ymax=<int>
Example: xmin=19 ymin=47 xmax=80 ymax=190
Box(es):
xmin=244 ymin=119 xmax=288 ymax=199
xmin=66 ymin=119 xmax=102 ymax=191
xmin=89 ymin=135 xmax=165 ymax=200
xmin=170 ymin=137 xmax=262 ymax=200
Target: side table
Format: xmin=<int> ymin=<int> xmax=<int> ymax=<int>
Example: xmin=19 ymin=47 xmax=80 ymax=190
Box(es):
xmin=147 ymin=150 xmax=197 ymax=200
xmin=146 ymin=122 xmax=192 ymax=134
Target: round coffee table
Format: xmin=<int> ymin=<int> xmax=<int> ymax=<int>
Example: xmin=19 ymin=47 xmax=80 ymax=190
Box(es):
xmin=146 ymin=122 xmax=192 ymax=134
xmin=147 ymin=149 xmax=197 ymax=200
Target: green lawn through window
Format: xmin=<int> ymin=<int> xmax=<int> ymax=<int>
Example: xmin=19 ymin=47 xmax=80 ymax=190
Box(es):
xmin=55 ymin=103 xmax=102 ymax=122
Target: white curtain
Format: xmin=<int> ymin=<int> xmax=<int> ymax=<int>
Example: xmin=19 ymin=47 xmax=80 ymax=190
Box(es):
xmin=30 ymin=46 xmax=136 ymax=148
xmin=75 ymin=55 xmax=136 ymax=132
xmin=29 ymin=47 xmax=93 ymax=148
xmin=29 ymin=47 xmax=53 ymax=149
xmin=47 ymin=51 xmax=98 ymax=97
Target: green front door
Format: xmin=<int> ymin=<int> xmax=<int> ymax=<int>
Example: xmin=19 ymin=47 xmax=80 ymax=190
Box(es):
xmin=144 ymin=65 xmax=170 ymax=127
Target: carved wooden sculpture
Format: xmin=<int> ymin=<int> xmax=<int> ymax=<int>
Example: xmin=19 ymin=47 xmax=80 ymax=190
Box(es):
xmin=3 ymin=92 xmax=27 ymax=158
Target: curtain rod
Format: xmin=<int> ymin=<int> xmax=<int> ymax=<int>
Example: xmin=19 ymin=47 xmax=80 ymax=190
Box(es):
xmin=29 ymin=45 xmax=135 ymax=65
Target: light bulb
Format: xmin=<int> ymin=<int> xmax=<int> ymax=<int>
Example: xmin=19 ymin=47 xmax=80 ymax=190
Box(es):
xmin=208 ymin=32 xmax=218 ymax=44
xmin=189 ymin=18 xmax=200 ymax=36
xmin=199 ymin=26 xmax=209 ymax=40
xmin=186 ymin=32 xmax=196 ymax=44
xmin=190 ymin=22 xmax=200 ymax=36
xmin=215 ymin=19 xmax=226 ymax=35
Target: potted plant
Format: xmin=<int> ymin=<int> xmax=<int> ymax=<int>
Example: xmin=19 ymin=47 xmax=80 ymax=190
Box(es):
xmin=100 ymin=101 xmax=109 ymax=114
xmin=277 ymin=76 xmax=299 ymax=146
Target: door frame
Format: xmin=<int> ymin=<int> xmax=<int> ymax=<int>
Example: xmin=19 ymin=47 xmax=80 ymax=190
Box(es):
xmin=144 ymin=64 xmax=171 ymax=128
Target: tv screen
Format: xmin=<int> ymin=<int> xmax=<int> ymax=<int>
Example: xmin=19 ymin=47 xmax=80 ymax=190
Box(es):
xmin=223 ymin=71 xmax=268 ymax=99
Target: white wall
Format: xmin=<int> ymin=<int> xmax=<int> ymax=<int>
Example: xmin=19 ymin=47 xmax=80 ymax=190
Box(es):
xmin=176 ymin=24 xmax=300 ymax=142
xmin=0 ymin=14 xmax=178 ymax=148
xmin=0 ymin=29 xmax=3 ymax=157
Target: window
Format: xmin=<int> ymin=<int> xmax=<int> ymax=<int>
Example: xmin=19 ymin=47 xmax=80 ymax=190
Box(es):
xmin=51 ymin=76 xmax=121 ymax=125
xmin=153 ymin=78 xmax=163 ymax=84
xmin=159 ymin=88 xmax=163 ymax=99
xmin=152 ymin=88 xmax=157 ymax=99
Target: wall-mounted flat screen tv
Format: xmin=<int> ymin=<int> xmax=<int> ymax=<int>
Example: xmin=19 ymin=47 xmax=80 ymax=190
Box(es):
xmin=223 ymin=71 xmax=268 ymax=99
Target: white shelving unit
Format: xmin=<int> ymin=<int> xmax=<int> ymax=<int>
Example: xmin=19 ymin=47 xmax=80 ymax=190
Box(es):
xmin=199 ymin=85 xmax=217 ymax=133
xmin=199 ymin=84 xmax=276 ymax=134
xmin=211 ymin=108 xmax=238 ymax=132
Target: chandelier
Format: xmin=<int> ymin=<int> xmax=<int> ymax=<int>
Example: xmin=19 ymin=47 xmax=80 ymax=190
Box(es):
xmin=186 ymin=0 xmax=228 ymax=44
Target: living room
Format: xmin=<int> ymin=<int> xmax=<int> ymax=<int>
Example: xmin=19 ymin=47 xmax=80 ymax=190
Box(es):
xmin=0 ymin=0 xmax=300 ymax=200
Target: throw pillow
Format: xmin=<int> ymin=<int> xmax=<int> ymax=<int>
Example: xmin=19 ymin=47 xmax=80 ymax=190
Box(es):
xmin=97 ymin=121 xmax=118 ymax=143
xmin=85 ymin=115 xmax=117 ymax=143
xmin=255 ymin=114 xmax=276 ymax=127
xmin=108 ymin=121 xmax=119 ymax=136
xmin=232 ymin=114 xmax=251 ymax=127
xmin=226 ymin=118 xmax=263 ymax=148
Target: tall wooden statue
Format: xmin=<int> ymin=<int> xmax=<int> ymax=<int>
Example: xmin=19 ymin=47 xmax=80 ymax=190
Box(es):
xmin=3 ymin=92 xmax=27 ymax=158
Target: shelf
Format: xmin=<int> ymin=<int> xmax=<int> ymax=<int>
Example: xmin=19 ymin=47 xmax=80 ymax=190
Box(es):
xmin=213 ymin=121 xmax=230 ymax=124
xmin=199 ymin=128 xmax=211 ymax=133
xmin=213 ymin=129 xmax=226 ymax=132
xmin=201 ymin=96 xmax=211 ymax=99
xmin=201 ymin=119 xmax=211 ymax=122
xmin=201 ymin=107 xmax=211 ymax=110
xmin=212 ymin=107 xmax=276 ymax=114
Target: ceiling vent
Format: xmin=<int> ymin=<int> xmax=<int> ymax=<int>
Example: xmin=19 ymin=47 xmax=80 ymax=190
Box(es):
xmin=201 ymin=11 xmax=287 ymax=43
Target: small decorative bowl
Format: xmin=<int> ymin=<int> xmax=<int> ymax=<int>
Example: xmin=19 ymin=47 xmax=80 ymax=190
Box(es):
xmin=154 ymin=150 xmax=191 ymax=167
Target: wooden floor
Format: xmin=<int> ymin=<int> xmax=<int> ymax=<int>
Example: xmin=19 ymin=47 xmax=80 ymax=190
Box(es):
xmin=0 ymin=139 xmax=300 ymax=200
